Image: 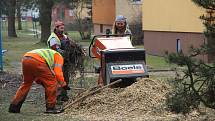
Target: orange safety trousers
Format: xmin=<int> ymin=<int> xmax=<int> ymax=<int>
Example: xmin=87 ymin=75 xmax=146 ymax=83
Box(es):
xmin=11 ymin=57 xmax=57 ymax=108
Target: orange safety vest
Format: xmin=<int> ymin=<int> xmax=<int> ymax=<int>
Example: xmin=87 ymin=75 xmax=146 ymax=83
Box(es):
xmin=24 ymin=49 xmax=66 ymax=87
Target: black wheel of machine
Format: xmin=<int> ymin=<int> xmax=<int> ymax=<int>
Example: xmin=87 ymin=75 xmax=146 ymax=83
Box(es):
xmin=110 ymin=78 xmax=136 ymax=88
xmin=145 ymin=75 xmax=149 ymax=78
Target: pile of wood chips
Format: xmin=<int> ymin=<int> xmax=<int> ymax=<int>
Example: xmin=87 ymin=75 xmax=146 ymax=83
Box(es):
xmin=64 ymin=79 xmax=168 ymax=120
xmin=64 ymin=78 xmax=215 ymax=121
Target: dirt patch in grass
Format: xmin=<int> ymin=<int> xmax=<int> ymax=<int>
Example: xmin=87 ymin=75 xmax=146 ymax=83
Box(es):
xmin=0 ymin=72 xmax=22 ymax=95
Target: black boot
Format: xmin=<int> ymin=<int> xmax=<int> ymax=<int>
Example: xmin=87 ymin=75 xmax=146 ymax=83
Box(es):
xmin=8 ymin=104 xmax=20 ymax=113
xmin=61 ymin=95 xmax=69 ymax=102
xmin=9 ymin=94 xmax=26 ymax=113
xmin=57 ymin=87 xmax=69 ymax=102
xmin=45 ymin=107 xmax=64 ymax=114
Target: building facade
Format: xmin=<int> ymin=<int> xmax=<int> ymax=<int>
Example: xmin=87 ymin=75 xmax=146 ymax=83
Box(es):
xmin=142 ymin=0 xmax=207 ymax=61
xmin=52 ymin=3 xmax=90 ymax=25
xmin=92 ymin=0 xmax=142 ymax=35
xmin=52 ymin=4 xmax=75 ymax=24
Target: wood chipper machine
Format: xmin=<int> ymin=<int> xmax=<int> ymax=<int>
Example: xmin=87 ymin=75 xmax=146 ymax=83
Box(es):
xmin=89 ymin=34 xmax=149 ymax=87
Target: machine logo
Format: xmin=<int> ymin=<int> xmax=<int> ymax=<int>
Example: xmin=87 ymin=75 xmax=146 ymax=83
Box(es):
xmin=111 ymin=64 xmax=145 ymax=75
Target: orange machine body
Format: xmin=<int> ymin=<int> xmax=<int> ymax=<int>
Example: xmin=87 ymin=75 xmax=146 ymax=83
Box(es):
xmin=92 ymin=36 xmax=134 ymax=59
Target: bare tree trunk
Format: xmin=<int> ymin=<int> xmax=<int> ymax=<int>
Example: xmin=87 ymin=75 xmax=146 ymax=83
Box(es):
xmin=17 ymin=1 xmax=22 ymax=30
xmin=8 ymin=0 xmax=17 ymax=37
xmin=73 ymin=0 xmax=92 ymax=40
xmin=39 ymin=0 xmax=53 ymax=43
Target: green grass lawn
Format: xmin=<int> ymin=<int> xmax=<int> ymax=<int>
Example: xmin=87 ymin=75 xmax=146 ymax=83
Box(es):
xmin=146 ymin=54 xmax=176 ymax=70
xmin=1 ymin=27 xmax=174 ymax=72
xmin=2 ymin=31 xmax=45 ymax=72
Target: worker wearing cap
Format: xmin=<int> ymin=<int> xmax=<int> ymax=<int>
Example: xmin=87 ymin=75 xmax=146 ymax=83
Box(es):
xmin=47 ymin=20 xmax=86 ymax=102
xmin=8 ymin=49 xmax=69 ymax=114
xmin=47 ymin=20 xmax=72 ymax=102
xmin=47 ymin=20 xmax=70 ymax=54
xmin=112 ymin=15 xmax=132 ymax=35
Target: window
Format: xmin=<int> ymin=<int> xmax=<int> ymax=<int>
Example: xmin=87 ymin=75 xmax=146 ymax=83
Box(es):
xmin=2 ymin=17 xmax=6 ymax=21
xmin=176 ymin=39 xmax=181 ymax=53
xmin=21 ymin=17 xmax=27 ymax=21
xmin=100 ymin=24 xmax=103 ymax=33
xmin=69 ymin=10 xmax=74 ymax=16
xmin=60 ymin=8 xmax=65 ymax=20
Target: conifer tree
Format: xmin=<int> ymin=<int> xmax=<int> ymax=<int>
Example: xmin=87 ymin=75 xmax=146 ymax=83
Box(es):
xmin=166 ymin=0 xmax=215 ymax=113
xmin=192 ymin=0 xmax=215 ymax=61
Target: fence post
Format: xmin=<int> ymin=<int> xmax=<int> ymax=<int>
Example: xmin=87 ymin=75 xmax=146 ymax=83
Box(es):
xmin=0 ymin=11 xmax=3 ymax=71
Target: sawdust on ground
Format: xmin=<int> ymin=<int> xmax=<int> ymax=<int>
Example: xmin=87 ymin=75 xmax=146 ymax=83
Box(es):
xmin=64 ymin=78 xmax=215 ymax=121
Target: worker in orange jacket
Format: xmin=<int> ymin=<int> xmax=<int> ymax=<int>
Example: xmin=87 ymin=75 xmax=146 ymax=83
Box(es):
xmin=8 ymin=49 xmax=70 ymax=114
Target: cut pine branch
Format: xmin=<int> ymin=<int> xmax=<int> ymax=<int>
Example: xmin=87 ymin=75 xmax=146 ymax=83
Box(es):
xmin=64 ymin=79 xmax=122 ymax=110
